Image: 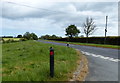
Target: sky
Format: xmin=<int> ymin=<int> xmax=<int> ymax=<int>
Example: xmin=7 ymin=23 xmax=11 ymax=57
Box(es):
xmin=0 ymin=0 xmax=119 ymax=37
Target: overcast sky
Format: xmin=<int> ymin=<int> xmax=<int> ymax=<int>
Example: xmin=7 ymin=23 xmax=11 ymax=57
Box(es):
xmin=0 ymin=0 xmax=119 ymax=37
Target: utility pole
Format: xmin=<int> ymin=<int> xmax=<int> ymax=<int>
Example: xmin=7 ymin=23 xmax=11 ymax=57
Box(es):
xmin=104 ymin=16 xmax=108 ymax=44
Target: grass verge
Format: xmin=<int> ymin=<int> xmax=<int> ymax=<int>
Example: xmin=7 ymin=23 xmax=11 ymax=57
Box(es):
xmin=2 ymin=40 xmax=80 ymax=81
xmin=44 ymin=40 xmax=120 ymax=49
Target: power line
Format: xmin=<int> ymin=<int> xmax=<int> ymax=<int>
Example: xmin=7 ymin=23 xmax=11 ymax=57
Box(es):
xmin=5 ymin=1 xmax=63 ymax=14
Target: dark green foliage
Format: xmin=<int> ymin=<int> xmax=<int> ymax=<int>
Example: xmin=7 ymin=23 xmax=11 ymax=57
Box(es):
xmin=17 ymin=35 xmax=22 ymax=38
xmin=40 ymin=34 xmax=62 ymax=40
xmin=65 ymin=25 xmax=80 ymax=38
xmin=51 ymin=35 xmax=58 ymax=39
xmin=23 ymin=32 xmax=31 ymax=40
xmin=2 ymin=36 xmax=13 ymax=38
xmin=23 ymin=32 xmax=38 ymax=40
xmin=40 ymin=34 xmax=50 ymax=39
xmin=30 ymin=33 xmax=38 ymax=40
xmin=48 ymin=36 xmax=120 ymax=45
xmin=20 ymin=38 xmax=27 ymax=41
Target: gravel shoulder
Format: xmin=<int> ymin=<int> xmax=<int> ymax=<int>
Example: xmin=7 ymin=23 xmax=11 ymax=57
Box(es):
xmin=70 ymin=49 xmax=89 ymax=81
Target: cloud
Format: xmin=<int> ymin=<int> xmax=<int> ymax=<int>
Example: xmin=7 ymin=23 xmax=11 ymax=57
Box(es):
xmin=1 ymin=0 xmax=118 ymax=37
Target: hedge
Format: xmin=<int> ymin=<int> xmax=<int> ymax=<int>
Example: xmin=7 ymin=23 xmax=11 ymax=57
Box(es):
xmin=48 ymin=36 xmax=120 ymax=45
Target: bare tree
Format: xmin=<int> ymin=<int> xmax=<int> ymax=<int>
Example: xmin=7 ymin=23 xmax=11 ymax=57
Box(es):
xmin=83 ymin=17 xmax=97 ymax=37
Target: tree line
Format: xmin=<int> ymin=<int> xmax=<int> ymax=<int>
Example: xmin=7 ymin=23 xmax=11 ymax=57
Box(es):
xmin=40 ymin=35 xmax=62 ymax=39
xmin=2 ymin=32 xmax=38 ymax=40
xmin=2 ymin=17 xmax=97 ymax=40
xmin=3 ymin=32 xmax=39 ymax=40
xmin=40 ymin=17 xmax=97 ymax=40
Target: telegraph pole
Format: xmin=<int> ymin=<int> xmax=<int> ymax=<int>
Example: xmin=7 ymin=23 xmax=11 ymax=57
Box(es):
xmin=104 ymin=16 xmax=108 ymax=44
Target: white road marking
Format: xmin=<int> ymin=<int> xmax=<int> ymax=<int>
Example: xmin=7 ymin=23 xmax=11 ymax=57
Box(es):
xmin=70 ymin=44 xmax=75 ymax=46
xmin=81 ymin=51 xmax=120 ymax=62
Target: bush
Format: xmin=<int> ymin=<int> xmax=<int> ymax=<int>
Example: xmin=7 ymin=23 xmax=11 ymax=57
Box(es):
xmin=17 ymin=35 xmax=22 ymax=38
xmin=20 ymin=38 xmax=27 ymax=41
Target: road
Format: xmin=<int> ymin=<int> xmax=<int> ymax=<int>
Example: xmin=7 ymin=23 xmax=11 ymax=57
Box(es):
xmin=38 ymin=40 xmax=119 ymax=81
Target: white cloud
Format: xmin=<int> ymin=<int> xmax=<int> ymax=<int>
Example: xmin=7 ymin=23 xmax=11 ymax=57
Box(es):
xmin=1 ymin=0 xmax=118 ymax=37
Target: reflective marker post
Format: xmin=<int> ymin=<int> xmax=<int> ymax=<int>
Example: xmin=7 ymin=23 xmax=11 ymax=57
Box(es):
xmin=50 ymin=47 xmax=54 ymax=77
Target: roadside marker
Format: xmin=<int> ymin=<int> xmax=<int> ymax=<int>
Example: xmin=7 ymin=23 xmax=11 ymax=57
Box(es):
xmin=50 ymin=47 xmax=54 ymax=77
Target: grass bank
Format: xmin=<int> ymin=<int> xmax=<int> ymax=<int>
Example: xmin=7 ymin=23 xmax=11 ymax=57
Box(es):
xmin=44 ymin=40 xmax=120 ymax=49
xmin=2 ymin=40 xmax=79 ymax=81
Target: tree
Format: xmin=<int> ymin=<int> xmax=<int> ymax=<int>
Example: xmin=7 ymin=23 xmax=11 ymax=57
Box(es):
xmin=40 ymin=35 xmax=50 ymax=39
xmin=23 ymin=32 xmax=38 ymax=40
xmin=83 ymin=17 xmax=97 ymax=37
xmin=17 ymin=35 xmax=22 ymax=38
xmin=30 ymin=33 xmax=38 ymax=40
xmin=65 ymin=25 xmax=80 ymax=38
xmin=51 ymin=35 xmax=57 ymax=39
xmin=40 ymin=34 xmax=62 ymax=39
xmin=23 ymin=32 xmax=31 ymax=40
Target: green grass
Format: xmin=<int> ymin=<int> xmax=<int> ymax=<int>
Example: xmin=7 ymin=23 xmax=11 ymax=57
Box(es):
xmin=44 ymin=40 xmax=120 ymax=49
xmin=2 ymin=40 xmax=79 ymax=81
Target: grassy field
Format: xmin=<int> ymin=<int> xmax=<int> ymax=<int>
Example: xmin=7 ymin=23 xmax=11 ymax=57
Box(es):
xmin=2 ymin=40 xmax=79 ymax=81
xmin=45 ymin=40 xmax=120 ymax=49
xmin=3 ymin=38 xmax=21 ymax=41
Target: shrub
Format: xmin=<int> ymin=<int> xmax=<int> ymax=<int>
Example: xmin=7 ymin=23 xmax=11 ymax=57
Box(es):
xmin=20 ymin=38 xmax=27 ymax=41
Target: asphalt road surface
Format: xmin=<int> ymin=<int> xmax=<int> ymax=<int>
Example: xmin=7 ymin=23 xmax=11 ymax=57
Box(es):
xmin=38 ymin=40 xmax=119 ymax=81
